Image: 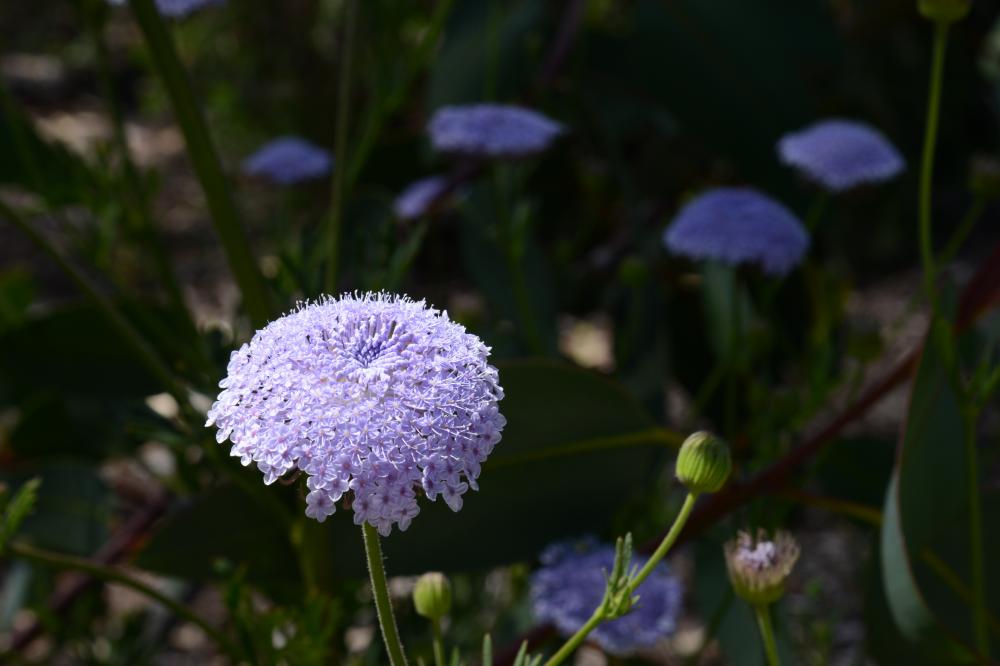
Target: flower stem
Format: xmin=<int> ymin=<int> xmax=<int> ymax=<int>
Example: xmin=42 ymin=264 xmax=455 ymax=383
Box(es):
xmin=962 ymin=407 xmax=990 ymax=656
xmin=542 ymin=492 xmax=699 ymax=666
xmin=431 ymin=617 xmax=446 ymax=666
xmin=325 ymin=0 xmax=358 ymax=293
xmin=127 ymin=0 xmax=272 ymax=327
xmin=361 ymin=522 xmax=409 ymax=665
xmin=8 ymin=541 xmax=242 ymax=660
xmin=937 ymin=196 xmax=986 ymax=268
xmin=628 ymin=492 xmax=698 ymax=591
xmin=753 ymin=604 xmax=780 ymax=666
xmin=919 ymin=21 xmax=950 ymax=309
xmin=542 ymin=606 xmax=604 ymax=666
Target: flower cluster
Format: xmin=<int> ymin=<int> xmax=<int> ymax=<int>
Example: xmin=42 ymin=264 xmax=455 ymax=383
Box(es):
xmin=530 ymin=538 xmax=683 ymax=655
xmin=242 ymin=136 xmax=333 ymax=185
xmin=108 ymin=0 xmax=224 ymax=18
xmin=663 ymin=187 xmax=809 ymax=275
xmin=394 ymin=175 xmax=451 ymax=220
xmin=777 ymin=119 xmax=904 ymax=193
xmin=427 ymin=104 xmax=564 ymax=158
xmin=206 ymin=293 xmax=506 ymax=536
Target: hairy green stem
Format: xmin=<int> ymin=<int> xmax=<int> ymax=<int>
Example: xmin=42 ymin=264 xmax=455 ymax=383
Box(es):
xmin=628 ymin=492 xmax=698 ymax=591
xmin=431 ymin=618 xmax=446 ymax=666
xmin=324 ymin=0 xmax=358 ymax=293
xmin=361 ymin=523 xmax=409 ymax=665
xmin=962 ymin=407 xmax=990 ymax=655
xmin=543 ymin=493 xmax=699 ymax=665
xmin=918 ymin=22 xmax=949 ymax=308
xmin=8 ymin=541 xmax=241 ymax=659
xmin=754 ymin=604 xmax=780 ymax=666
xmin=128 ymin=0 xmax=271 ymax=326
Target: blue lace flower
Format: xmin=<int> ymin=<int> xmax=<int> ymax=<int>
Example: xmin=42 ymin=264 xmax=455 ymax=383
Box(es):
xmin=663 ymin=187 xmax=809 ymax=275
xmin=777 ymin=119 xmax=905 ymax=192
xmin=242 ymin=137 xmax=333 ymax=185
xmin=108 ymin=0 xmax=224 ymax=18
xmin=206 ymin=293 xmax=506 ymax=536
xmin=427 ymin=104 xmax=563 ymax=158
xmin=394 ymin=176 xmax=450 ymax=220
xmin=530 ymin=538 xmax=683 ymax=656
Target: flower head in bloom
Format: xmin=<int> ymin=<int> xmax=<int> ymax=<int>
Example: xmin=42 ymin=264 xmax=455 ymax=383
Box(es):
xmin=663 ymin=187 xmax=809 ymax=275
xmin=242 ymin=136 xmax=333 ymax=185
xmin=428 ymin=104 xmax=563 ymax=158
xmin=530 ymin=538 xmax=683 ymax=655
xmin=777 ymin=119 xmax=905 ymax=192
xmin=107 ymin=0 xmax=224 ymax=18
xmin=206 ymin=293 xmax=506 ymax=536
xmin=394 ymin=175 xmax=451 ymax=220
xmin=724 ymin=529 xmax=800 ymax=606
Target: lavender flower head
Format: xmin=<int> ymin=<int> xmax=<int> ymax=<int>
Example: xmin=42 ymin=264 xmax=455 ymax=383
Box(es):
xmin=242 ymin=136 xmax=333 ymax=185
xmin=107 ymin=0 xmax=224 ymax=18
xmin=663 ymin=187 xmax=809 ymax=275
xmin=206 ymin=293 xmax=506 ymax=536
xmin=394 ymin=175 xmax=451 ymax=220
xmin=428 ymin=104 xmax=563 ymax=158
xmin=777 ymin=119 xmax=905 ymax=192
xmin=530 ymin=538 xmax=683 ymax=655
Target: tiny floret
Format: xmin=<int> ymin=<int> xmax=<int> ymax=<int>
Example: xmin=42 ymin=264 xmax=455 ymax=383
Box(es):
xmin=663 ymin=187 xmax=809 ymax=275
xmin=777 ymin=119 xmax=905 ymax=192
xmin=675 ymin=431 xmax=731 ymax=494
xmin=413 ymin=572 xmax=452 ymax=621
xmin=428 ymin=104 xmax=563 ymax=158
xmin=107 ymin=0 xmax=224 ymax=18
xmin=242 ymin=136 xmax=333 ymax=185
xmin=206 ymin=293 xmax=506 ymax=536
xmin=394 ymin=175 xmax=451 ymax=220
xmin=724 ymin=529 xmax=800 ymax=606
xmin=530 ymin=538 xmax=683 ymax=655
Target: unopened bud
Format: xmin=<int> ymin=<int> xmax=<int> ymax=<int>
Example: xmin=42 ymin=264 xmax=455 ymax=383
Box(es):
xmin=675 ymin=431 xmax=731 ymax=494
xmin=918 ymin=0 xmax=970 ymax=23
xmin=413 ymin=572 xmax=452 ymax=621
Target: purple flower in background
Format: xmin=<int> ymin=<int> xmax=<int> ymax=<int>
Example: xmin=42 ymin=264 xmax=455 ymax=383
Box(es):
xmin=663 ymin=187 xmax=809 ymax=275
xmin=242 ymin=137 xmax=333 ymax=185
xmin=428 ymin=104 xmax=563 ymax=158
xmin=530 ymin=538 xmax=683 ymax=656
xmin=777 ymin=119 xmax=905 ymax=192
xmin=108 ymin=0 xmax=224 ymax=18
xmin=394 ymin=175 xmax=451 ymax=220
xmin=206 ymin=293 xmax=506 ymax=536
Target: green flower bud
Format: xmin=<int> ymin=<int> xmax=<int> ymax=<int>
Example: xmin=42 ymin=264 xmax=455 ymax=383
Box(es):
xmin=917 ymin=0 xmax=970 ymax=23
xmin=724 ymin=529 xmax=800 ymax=606
xmin=675 ymin=431 xmax=731 ymax=494
xmin=413 ymin=572 xmax=452 ymax=621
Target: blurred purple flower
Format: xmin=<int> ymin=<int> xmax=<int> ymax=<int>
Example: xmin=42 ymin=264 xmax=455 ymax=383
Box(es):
xmin=663 ymin=187 xmax=809 ymax=275
xmin=777 ymin=119 xmax=905 ymax=192
xmin=394 ymin=175 xmax=450 ymax=220
xmin=530 ymin=538 xmax=683 ymax=656
xmin=428 ymin=104 xmax=563 ymax=158
xmin=108 ymin=0 xmax=224 ymax=18
xmin=206 ymin=292 xmax=506 ymax=536
xmin=242 ymin=137 xmax=333 ymax=185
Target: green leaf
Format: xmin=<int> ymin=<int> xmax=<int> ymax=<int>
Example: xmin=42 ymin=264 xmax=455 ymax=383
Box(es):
xmin=878 ymin=307 xmax=997 ymax=661
xmin=0 ymin=477 xmax=41 ymax=551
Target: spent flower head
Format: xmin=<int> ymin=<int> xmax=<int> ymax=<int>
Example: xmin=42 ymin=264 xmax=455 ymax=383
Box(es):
xmin=427 ymin=104 xmax=564 ymax=159
xmin=530 ymin=537 xmax=683 ymax=656
xmin=242 ymin=136 xmax=333 ymax=185
xmin=777 ymin=119 xmax=905 ymax=193
xmin=724 ymin=529 xmax=800 ymax=606
xmin=206 ymin=292 xmax=506 ymax=536
xmin=663 ymin=187 xmax=809 ymax=276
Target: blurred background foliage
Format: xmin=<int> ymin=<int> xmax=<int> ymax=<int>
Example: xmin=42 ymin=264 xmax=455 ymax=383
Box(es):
xmin=0 ymin=0 xmax=999 ymax=664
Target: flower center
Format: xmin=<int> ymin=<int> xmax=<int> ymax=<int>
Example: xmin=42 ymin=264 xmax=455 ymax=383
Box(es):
xmin=737 ymin=541 xmax=778 ymax=570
